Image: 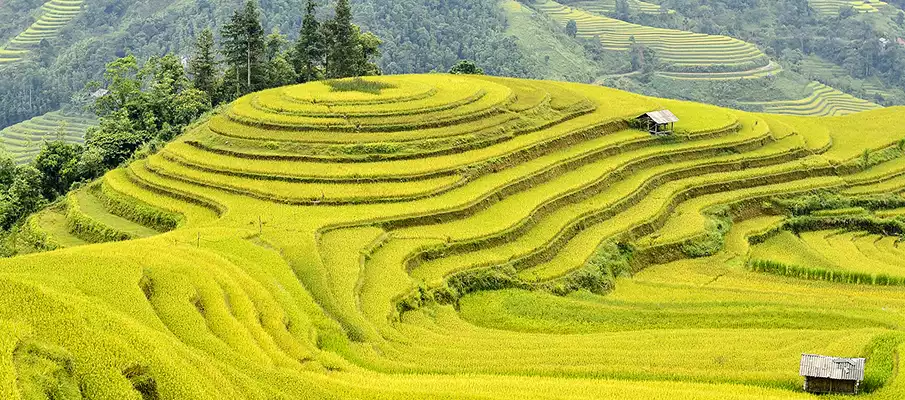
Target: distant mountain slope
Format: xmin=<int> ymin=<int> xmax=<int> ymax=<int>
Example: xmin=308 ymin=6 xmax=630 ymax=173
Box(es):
xmin=0 ymin=0 xmax=538 ymax=129
xmin=0 ymin=110 xmax=95 ymax=163
xmin=2 ymin=0 xmax=904 ymax=129
xmin=0 ymin=0 xmax=87 ymax=65
xmin=535 ymin=0 xmax=777 ymax=79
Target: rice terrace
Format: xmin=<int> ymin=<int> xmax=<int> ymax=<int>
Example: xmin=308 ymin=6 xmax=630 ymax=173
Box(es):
xmin=1 ymin=71 xmax=905 ymax=399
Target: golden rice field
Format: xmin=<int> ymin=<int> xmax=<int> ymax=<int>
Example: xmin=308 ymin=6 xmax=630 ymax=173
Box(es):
xmin=739 ymin=81 xmax=881 ymax=116
xmin=5 ymin=74 xmax=905 ymax=399
xmin=534 ymin=0 xmax=778 ymax=80
xmin=0 ymin=110 xmax=96 ymax=164
xmin=0 ymin=0 xmax=86 ymax=65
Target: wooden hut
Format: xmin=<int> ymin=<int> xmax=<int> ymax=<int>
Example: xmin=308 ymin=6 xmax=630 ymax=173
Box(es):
xmin=636 ymin=110 xmax=678 ymax=135
xmin=799 ymin=354 xmax=865 ymax=394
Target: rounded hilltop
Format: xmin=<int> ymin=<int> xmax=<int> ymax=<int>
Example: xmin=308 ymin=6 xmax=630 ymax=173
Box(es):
xmin=5 ymin=74 xmax=905 ymax=399
xmin=199 ymin=73 xmax=604 ymax=161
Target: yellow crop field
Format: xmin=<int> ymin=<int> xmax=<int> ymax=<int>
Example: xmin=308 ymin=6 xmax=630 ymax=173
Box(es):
xmin=4 ymin=74 xmax=905 ymax=399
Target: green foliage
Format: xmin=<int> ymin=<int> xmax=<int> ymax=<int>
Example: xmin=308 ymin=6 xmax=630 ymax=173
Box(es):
xmin=0 ymin=153 xmax=14 ymax=189
xmin=324 ymin=0 xmax=382 ymax=79
xmin=325 ymin=78 xmax=395 ymax=94
xmin=88 ymin=54 xmax=212 ymax=168
xmin=749 ymin=258 xmax=903 ymax=286
xmin=545 ymin=241 xmax=633 ymax=295
xmin=774 ymin=191 xmax=905 ymax=216
xmin=326 ymin=0 xmax=357 ymax=79
xmin=33 ymin=141 xmax=82 ymax=199
xmin=629 ymin=42 xmax=657 ymax=82
xmin=0 ymin=164 xmax=45 ymax=229
xmin=784 ymin=214 xmax=905 ymax=237
xmin=565 ymin=19 xmax=578 ymax=37
xmin=292 ymin=0 xmax=326 ymax=83
xmin=220 ymin=0 xmax=267 ymax=97
xmin=448 ymin=60 xmax=485 ymax=75
xmin=189 ymin=28 xmax=218 ymax=103
xmin=860 ymin=332 xmax=905 ymax=393
xmin=263 ymin=30 xmax=297 ymax=88
xmin=681 ymin=214 xmax=732 ymax=257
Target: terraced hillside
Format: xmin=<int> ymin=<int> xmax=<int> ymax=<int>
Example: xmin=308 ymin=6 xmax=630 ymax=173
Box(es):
xmin=739 ymin=82 xmax=881 ymax=116
xmin=6 ymin=74 xmax=905 ymax=399
xmin=799 ymin=56 xmax=896 ymax=101
xmin=0 ymin=0 xmax=86 ymax=65
xmin=534 ymin=0 xmax=780 ymax=80
xmin=0 ymin=110 xmax=96 ymax=164
xmin=561 ymin=0 xmax=670 ymax=15
xmin=808 ymin=0 xmax=888 ymax=15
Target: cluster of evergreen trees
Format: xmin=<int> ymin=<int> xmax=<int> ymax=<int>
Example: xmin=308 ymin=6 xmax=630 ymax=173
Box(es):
xmin=191 ymin=0 xmax=381 ymax=105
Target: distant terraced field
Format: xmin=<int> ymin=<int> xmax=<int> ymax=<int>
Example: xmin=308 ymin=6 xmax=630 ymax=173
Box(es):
xmin=808 ymin=0 xmax=888 ymax=15
xmin=0 ymin=110 xmax=96 ymax=163
xmin=561 ymin=0 xmax=671 ymax=15
xmin=5 ymin=74 xmax=905 ymax=399
xmin=800 ymin=56 xmax=891 ymax=99
xmin=0 ymin=0 xmax=86 ymax=65
xmin=534 ymin=0 xmax=780 ymax=80
xmin=740 ymin=81 xmax=881 ymax=116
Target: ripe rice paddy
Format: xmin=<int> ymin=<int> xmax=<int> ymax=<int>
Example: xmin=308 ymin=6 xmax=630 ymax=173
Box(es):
xmin=4 ymin=74 xmax=905 ymax=399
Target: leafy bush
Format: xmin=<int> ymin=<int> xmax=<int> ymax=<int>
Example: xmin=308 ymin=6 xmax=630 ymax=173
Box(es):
xmin=326 ymin=78 xmax=396 ymax=94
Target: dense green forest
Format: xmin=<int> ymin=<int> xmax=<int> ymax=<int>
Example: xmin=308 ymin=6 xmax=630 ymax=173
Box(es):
xmin=3 ymin=0 xmax=905 ymax=128
xmin=620 ymin=0 xmax=905 ymax=103
xmin=0 ymin=0 xmax=536 ymax=128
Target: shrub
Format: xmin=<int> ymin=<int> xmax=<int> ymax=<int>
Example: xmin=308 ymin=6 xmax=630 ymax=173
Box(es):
xmin=325 ymin=78 xmax=396 ymax=94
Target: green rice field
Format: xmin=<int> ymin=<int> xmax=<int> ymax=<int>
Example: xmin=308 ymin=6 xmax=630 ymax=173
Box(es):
xmin=808 ymin=0 xmax=888 ymax=15
xmin=533 ymin=0 xmax=778 ymax=80
xmin=0 ymin=110 xmax=96 ymax=164
xmin=0 ymin=0 xmax=86 ymax=65
xmin=739 ymin=81 xmax=881 ymax=116
xmin=3 ymin=74 xmax=905 ymax=399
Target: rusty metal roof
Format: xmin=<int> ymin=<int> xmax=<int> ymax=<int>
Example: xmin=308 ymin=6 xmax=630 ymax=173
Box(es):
xmin=639 ymin=110 xmax=679 ymax=124
xmin=800 ymin=354 xmax=865 ymax=381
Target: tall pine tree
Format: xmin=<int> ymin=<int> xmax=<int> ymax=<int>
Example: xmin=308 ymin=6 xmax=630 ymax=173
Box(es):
xmin=293 ymin=0 xmax=325 ymax=82
xmin=220 ymin=1 xmax=265 ymax=97
xmin=189 ymin=28 xmax=218 ymax=102
xmin=326 ymin=0 xmax=358 ymax=78
xmin=264 ymin=30 xmax=296 ymax=87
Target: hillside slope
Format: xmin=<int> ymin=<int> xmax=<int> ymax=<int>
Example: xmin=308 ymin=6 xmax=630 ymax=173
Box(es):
xmin=3 ymin=75 xmax=905 ymax=399
xmin=0 ymin=110 xmax=96 ymax=164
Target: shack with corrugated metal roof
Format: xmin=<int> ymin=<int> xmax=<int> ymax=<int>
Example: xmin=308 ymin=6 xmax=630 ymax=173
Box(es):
xmin=636 ymin=110 xmax=678 ymax=135
xmin=799 ymin=353 xmax=865 ymax=394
